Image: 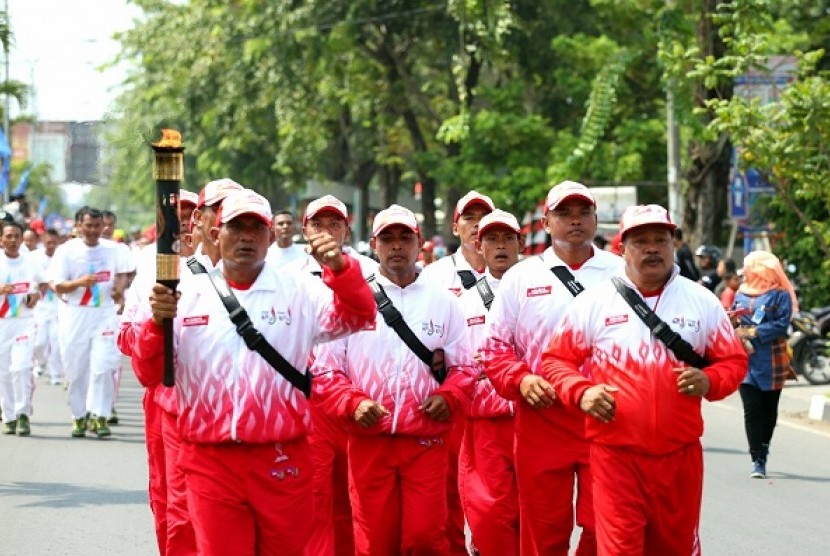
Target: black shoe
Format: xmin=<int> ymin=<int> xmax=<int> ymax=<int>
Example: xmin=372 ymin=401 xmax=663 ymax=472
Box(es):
xmin=107 ymin=408 xmax=118 ymax=425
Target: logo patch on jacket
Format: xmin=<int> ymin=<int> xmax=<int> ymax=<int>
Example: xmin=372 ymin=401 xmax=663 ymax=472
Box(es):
xmin=183 ymin=315 xmax=209 ymax=327
xmin=605 ymin=314 xmax=629 ymax=326
xmin=671 ymin=316 xmax=701 ymax=332
xmin=467 ymin=315 xmax=486 ymax=327
xmin=422 ymin=320 xmax=445 ymax=337
xmin=526 ymin=285 xmax=552 ymax=297
xmin=261 ymin=308 xmax=277 ymax=325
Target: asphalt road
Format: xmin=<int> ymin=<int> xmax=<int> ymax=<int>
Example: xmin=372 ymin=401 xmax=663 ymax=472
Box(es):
xmin=2 ymin=368 xmax=829 ymax=555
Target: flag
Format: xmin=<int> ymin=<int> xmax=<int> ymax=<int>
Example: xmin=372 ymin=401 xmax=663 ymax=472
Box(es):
xmin=13 ymin=169 xmax=31 ymax=196
xmin=37 ymin=196 xmax=48 ymax=218
xmin=0 ymin=128 xmax=10 ymax=195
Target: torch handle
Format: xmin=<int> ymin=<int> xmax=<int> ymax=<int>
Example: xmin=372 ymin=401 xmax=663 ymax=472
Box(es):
xmin=159 ymin=278 xmax=179 ymax=387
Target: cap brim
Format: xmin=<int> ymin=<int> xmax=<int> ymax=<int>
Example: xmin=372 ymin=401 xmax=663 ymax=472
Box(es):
xmin=372 ymin=222 xmax=420 ymax=237
xmin=304 ymin=206 xmax=348 ymax=225
xmin=477 ymin=222 xmax=521 ymax=238
xmin=621 ymin=222 xmax=676 ymax=238
xmin=546 ymin=193 xmax=596 ymax=213
xmin=454 ymin=199 xmax=494 ymax=222
xmin=222 ymin=211 xmax=272 ymax=227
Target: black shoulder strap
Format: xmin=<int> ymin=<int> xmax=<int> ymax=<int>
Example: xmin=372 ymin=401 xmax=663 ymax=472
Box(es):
xmin=475 ymin=276 xmax=495 ymax=311
xmin=452 ymin=254 xmax=477 ymax=290
xmin=550 ymin=265 xmax=585 ymax=297
xmin=611 ymin=277 xmax=709 ymax=369
xmin=204 ymin=268 xmax=312 ymax=397
xmin=366 ymin=275 xmax=446 ymax=384
xmin=186 ymin=256 xmax=207 ymax=275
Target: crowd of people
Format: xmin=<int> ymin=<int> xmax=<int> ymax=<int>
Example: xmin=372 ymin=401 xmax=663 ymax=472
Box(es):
xmin=0 ymin=177 xmax=802 ymax=555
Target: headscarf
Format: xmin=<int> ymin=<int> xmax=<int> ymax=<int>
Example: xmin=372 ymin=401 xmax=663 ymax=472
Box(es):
xmin=739 ymin=251 xmax=799 ymax=317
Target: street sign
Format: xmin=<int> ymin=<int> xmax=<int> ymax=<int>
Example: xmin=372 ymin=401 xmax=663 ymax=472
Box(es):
xmin=729 ymin=172 xmax=749 ymax=219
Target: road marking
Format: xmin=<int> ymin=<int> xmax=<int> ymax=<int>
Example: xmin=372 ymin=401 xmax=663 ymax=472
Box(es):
xmin=710 ymin=400 xmax=830 ymax=437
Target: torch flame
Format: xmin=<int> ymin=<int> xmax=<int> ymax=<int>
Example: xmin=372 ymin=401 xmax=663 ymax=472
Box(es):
xmin=152 ymin=129 xmax=183 ymax=148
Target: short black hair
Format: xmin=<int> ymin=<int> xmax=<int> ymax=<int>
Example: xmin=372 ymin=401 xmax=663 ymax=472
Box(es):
xmin=721 ymin=258 xmax=737 ymax=274
xmin=674 ymin=228 xmax=684 ymax=241
xmin=1 ymin=220 xmax=24 ymax=235
xmin=76 ymin=206 xmax=103 ymax=223
xmin=102 ymin=210 xmax=117 ymax=222
xmin=593 ymin=235 xmax=608 ymax=249
xmin=45 ymin=228 xmax=60 ymax=237
xmin=273 ymin=210 xmax=295 ymax=219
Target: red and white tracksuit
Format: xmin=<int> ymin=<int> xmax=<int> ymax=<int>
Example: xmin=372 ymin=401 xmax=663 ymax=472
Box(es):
xmin=458 ymin=273 xmax=518 ymax=556
xmin=312 ymin=272 xmax=476 ymax=555
xmin=118 ymin=253 xmax=212 ymax=555
xmin=540 ymin=269 xmax=748 ymax=555
xmin=418 ymin=252 xmax=484 ymax=554
xmin=290 ymin=250 xmax=378 ymax=556
xmin=0 ymin=253 xmax=41 ymax=423
xmin=131 ymin=257 xmax=375 ymax=556
xmin=481 ymin=247 xmax=623 ymax=556
xmin=48 ymin=238 xmax=132 ymax=420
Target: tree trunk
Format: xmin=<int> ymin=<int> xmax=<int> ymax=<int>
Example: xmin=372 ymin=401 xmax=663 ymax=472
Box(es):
xmin=683 ymin=0 xmax=733 ymax=248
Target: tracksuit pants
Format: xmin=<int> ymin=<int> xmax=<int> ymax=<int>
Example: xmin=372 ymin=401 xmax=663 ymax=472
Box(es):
xmin=59 ymin=307 xmax=120 ymax=419
xmin=307 ymin=408 xmax=354 ymax=556
xmin=143 ymin=389 xmax=168 ymax=555
xmin=459 ymin=416 xmax=519 ymax=556
xmin=591 ymin=442 xmax=703 ymax=556
xmin=0 ymin=318 xmax=36 ymax=421
xmin=161 ymin=410 xmax=196 ymax=555
xmin=348 ymin=434 xmax=449 ymax=555
xmin=514 ymin=403 xmax=596 ymax=556
xmin=34 ymin=315 xmax=62 ymax=383
xmin=446 ymin=416 xmax=468 ymax=555
xmin=180 ymin=439 xmax=313 ymax=556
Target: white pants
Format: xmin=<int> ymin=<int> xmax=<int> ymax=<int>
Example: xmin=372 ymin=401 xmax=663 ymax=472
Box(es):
xmin=34 ymin=314 xmax=62 ymax=382
xmin=59 ymin=306 xmax=120 ymax=419
xmin=0 ymin=318 xmax=36 ymax=421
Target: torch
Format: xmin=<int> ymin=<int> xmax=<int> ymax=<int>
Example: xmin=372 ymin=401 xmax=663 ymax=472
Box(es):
xmin=151 ymin=129 xmax=184 ymax=387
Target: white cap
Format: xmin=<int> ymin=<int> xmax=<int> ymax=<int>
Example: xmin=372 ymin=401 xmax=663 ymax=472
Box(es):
xmin=304 ymin=195 xmax=348 ymax=225
xmin=197 ymin=178 xmax=244 ymax=208
xmin=217 ymin=189 xmax=273 ymax=227
xmin=454 ymin=191 xmax=495 ymax=222
xmin=545 ymin=180 xmax=596 ymax=212
xmin=477 ymin=209 xmax=521 ymax=238
xmin=372 ymin=204 xmax=420 ymax=237
xmin=618 ymin=204 xmax=676 ymax=237
xmin=180 ymin=190 xmax=199 ymax=207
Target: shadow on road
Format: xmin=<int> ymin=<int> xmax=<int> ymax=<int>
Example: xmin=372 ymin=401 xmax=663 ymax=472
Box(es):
xmin=0 ymin=481 xmax=148 ymax=508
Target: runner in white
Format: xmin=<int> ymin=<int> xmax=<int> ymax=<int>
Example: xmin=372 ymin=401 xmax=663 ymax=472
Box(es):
xmin=265 ymin=210 xmax=305 ymax=268
xmin=419 ymin=190 xmax=494 ymax=296
xmin=32 ymin=229 xmax=63 ymax=385
xmin=49 ymin=207 xmax=133 ymax=438
xmin=0 ymin=221 xmax=42 ymax=436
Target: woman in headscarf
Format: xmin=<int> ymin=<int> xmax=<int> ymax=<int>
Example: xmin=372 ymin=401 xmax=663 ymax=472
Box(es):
xmin=732 ymin=251 xmax=798 ymax=479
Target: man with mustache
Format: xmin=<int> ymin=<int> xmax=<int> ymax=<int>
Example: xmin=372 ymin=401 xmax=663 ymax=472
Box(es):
xmin=480 ymin=181 xmax=622 ymax=556
xmin=541 ymin=204 xmax=747 ymax=555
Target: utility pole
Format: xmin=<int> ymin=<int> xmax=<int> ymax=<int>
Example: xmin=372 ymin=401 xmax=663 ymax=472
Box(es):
xmin=665 ymin=0 xmax=683 ymax=226
xmin=2 ymin=0 xmax=9 ymax=204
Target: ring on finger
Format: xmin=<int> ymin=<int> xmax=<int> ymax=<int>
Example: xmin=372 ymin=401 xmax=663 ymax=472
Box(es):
xmin=687 ymin=384 xmax=694 ymax=392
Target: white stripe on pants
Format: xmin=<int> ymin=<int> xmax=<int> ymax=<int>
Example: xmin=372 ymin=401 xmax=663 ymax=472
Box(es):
xmin=0 ymin=318 xmax=36 ymax=420
xmin=59 ymin=306 xmax=120 ymax=419
xmin=35 ymin=315 xmax=62 ymax=382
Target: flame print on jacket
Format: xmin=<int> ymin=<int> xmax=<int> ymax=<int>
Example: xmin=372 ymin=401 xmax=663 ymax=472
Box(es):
xmin=541 ymin=271 xmax=748 ymax=456
xmin=131 ymin=256 xmax=376 ymax=444
xmin=312 ymin=274 xmax=476 ymax=437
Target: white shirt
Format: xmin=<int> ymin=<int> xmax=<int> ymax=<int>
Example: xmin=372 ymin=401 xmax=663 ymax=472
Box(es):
xmin=30 ymin=249 xmax=58 ymax=319
xmin=265 ymin=243 xmax=306 ymax=269
xmin=47 ymin=238 xmax=133 ymax=308
xmin=418 ymin=251 xmax=484 ymax=297
xmin=0 ymin=251 xmax=42 ymax=319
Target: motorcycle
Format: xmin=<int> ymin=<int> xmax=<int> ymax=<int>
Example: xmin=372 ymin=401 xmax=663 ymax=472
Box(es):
xmin=788 ymin=307 xmax=830 ymax=385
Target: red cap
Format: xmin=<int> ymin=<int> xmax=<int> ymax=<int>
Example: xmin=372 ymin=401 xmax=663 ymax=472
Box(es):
xmin=196 ymin=178 xmax=244 ymax=209
xmin=476 ymin=209 xmax=521 ymax=238
xmin=303 ymin=195 xmax=348 ymax=225
xmin=618 ymin=204 xmax=676 ymax=238
xmin=216 ymin=189 xmax=273 ymax=227
xmin=180 ymin=190 xmax=198 ymax=208
xmin=545 ymin=181 xmax=596 ymax=213
xmin=454 ymin=191 xmax=495 ymax=222
xmin=372 ymin=204 xmax=420 ymax=237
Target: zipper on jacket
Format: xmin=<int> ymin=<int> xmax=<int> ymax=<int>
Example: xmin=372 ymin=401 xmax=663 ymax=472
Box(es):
xmin=390 ymin=286 xmax=404 ymax=435
xmin=229 ymin=331 xmax=243 ymax=441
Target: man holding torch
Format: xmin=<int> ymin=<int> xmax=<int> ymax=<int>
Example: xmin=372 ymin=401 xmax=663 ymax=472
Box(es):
xmin=131 ymin=188 xmax=376 ymax=555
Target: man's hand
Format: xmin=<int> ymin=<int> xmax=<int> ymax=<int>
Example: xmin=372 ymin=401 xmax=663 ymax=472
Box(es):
xmin=76 ymin=274 xmax=98 ymax=289
xmin=519 ymin=374 xmax=556 ymax=409
xmin=353 ymin=399 xmax=390 ymax=428
xmin=674 ymin=367 xmax=710 ymax=397
xmin=0 ymin=284 xmax=13 ymax=295
xmin=25 ymin=293 xmax=40 ymax=309
xmin=306 ymin=232 xmax=346 ymax=272
xmin=149 ymin=283 xmax=179 ymax=325
xmin=420 ymin=394 xmax=450 ymax=422
xmin=579 ymin=384 xmax=619 ymax=423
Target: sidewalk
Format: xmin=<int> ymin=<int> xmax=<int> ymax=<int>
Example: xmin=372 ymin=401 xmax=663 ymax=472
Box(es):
xmin=777 ymin=379 xmax=830 ymax=433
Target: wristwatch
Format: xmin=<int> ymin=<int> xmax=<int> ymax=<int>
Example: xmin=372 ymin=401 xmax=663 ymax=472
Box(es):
xmin=747 ymin=326 xmax=757 ymax=339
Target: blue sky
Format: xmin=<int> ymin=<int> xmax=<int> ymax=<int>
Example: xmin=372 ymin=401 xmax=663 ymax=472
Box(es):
xmin=8 ymin=0 xmax=141 ymax=122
